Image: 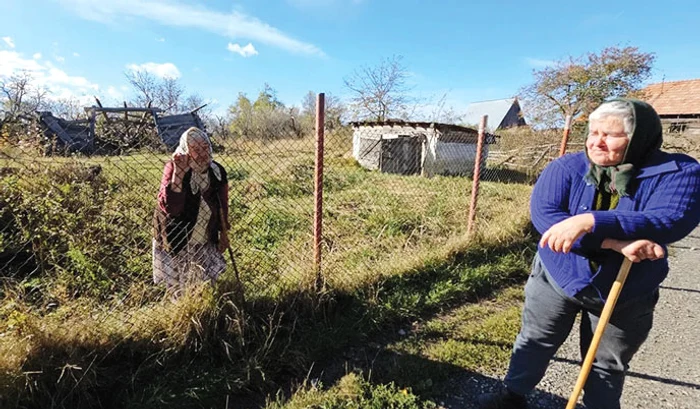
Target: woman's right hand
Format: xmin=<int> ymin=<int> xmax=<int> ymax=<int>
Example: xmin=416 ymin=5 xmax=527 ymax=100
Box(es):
xmin=170 ymin=153 xmax=189 ymax=192
xmin=172 ymin=152 xmax=190 ymax=173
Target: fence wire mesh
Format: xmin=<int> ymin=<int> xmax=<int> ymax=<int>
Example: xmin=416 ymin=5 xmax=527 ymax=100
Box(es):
xmin=0 ymin=109 xmax=584 ymax=301
xmin=0 ymin=101 xmax=583 ymax=407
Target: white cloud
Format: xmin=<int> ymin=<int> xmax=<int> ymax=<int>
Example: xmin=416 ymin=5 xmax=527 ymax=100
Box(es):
xmin=33 ymin=53 xmax=42 ymax=60
xmin=0 ymin=50 xmax=99 ymax=102
xmin=227 ymin=42 xmax=258 ymax=57
xmin=126 ymin=62 xmax=181 ymax=79
xmin=73 ymin=52 xmax=80 ymax=57
xmin=156 ymin=37 xmax=165 ymax=42
xmin=2 ymin=36 xmax=15 ymax=48
xmin=525 ymin=57 xmax=555 ymax=68
xmin=107 ymin=85 xmax=124 ymax=101
xmin=55 ymin=55 xmax=66 ymax=63
xmin=0 ymin=50 xmax=44 ymax=76
xmin=56 ymin=0 xmax=324 ymax=56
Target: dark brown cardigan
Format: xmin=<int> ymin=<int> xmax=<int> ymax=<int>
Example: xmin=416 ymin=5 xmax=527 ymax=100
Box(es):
xmin=152 ymin=160 xmax=229 ymax=255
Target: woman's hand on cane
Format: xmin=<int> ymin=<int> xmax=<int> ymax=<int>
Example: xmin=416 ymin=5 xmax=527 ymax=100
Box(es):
xmin=602 ymin=238 xmax=665 ymax=263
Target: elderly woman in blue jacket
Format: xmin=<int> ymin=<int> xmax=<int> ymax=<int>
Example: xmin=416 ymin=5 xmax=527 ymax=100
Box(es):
xmin=479 ymin=99 xmax=700 ymax=409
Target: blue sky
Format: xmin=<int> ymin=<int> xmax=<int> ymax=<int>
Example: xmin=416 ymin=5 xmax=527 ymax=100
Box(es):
xmin=2 ymin=0 xmax=699 ymax=118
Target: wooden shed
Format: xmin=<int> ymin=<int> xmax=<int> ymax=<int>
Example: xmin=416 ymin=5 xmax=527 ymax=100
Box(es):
xmin=641 ymin=79 xmax=700 ymax=136
xmin=36 ymin=111 xmax=94 ymax=153
xmin=154 ymin=110 xmax=207 ymax=151
xmin=350 ymin=120 xmax=497 ymax=177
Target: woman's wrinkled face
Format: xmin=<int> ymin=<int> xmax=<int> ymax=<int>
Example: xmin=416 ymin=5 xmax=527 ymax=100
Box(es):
xmin=188 ymin=139 xmax=211 ymax=168
xmin=586 ymin=116 xmax=630 ymax=166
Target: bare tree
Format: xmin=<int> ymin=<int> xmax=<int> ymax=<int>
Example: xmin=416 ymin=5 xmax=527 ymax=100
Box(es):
xmin=300 ymin=90 xmax=346 ymax=134
xmin=125 ymin=70 xmax=184 ymax=114
xmin=47 ymin=97 xmax=85 ymax=120
xmin=210 ymin=114 xmax=232 ymax=140
xmin=428 ymin=91 xmax=463 ymax=124
xmin=1 ymin=71 xmax=49 ymax=121
xmin=344 ymin=55 xmax=412 ymax=121
xmin=182 ymin=94 xmax=206 ymax=112
xmin=301 ymin=91 xmax=316 ymax=118
xmin=157 ymin=77 xmax=184 ymax=113
xmin=125 ymin=70 xmax=159 ymax=107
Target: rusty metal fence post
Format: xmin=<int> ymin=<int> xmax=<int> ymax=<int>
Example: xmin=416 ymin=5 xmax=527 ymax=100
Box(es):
xmin=314 ymin=93 xmax=325 ymax=291
xmin=467 ymin=115 xmax=487 ymax=239
xmin=559 ymin=114 xmax=573 ymax=157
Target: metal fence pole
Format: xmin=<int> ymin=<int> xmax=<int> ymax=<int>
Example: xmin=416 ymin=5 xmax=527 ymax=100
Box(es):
xmin=559 ymin=114 xmax=573 ymax=157
xmin=467 ymin=115 xmax=487 ymax=239
xmin=314 ymin=93 xmax=325 ymax=291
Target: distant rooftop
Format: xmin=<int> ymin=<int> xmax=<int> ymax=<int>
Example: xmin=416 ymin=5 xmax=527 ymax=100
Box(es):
xmin=640 ymin=79 xmax=700 ymax=116
xmin=463 ymin=97 xmax=524 ymax=132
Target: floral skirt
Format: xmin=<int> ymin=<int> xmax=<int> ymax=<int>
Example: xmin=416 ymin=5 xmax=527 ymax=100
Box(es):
xmin=152 ymin=240 xmax=226 ymax=291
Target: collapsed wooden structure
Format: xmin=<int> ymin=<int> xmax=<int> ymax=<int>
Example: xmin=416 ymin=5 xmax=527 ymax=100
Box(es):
xmin=34 ymin=98 xmax=207 ymax=154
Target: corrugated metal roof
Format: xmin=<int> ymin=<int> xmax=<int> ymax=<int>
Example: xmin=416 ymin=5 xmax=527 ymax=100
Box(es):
xmin=349 ymin=120 xmax=499 ymax=143
xmin=154 ymin=112 xmax=206 ymax=150
xmin=349 ymin=119 xmax=478 ymax=134
xmin=463 ymin=98 xmax=518 ymax=132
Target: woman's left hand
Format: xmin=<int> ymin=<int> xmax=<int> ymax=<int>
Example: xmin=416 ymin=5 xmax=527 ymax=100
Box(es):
xmin=602 ymin=238 xmax=665 ymax=263
xmin=540 ymin=214 xmax=595 ymax=253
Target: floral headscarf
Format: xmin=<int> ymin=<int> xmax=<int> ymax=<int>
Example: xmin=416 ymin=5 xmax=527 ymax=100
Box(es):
xmin=174 ymin=127 xmax=221 ymax=194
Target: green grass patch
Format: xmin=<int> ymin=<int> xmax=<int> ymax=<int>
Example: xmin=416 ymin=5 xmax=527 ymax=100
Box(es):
xmin=265 ymin=373 xmax=437 ymax=409
xmin=343 ymin=286 xmax=525 ymax=399
xmin=0 ymin=138 xmax=537 ymax=408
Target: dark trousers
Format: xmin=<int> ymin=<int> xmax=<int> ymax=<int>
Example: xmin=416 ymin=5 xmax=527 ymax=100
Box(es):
xmin=504 ymin=254 xmax=659 ymax=409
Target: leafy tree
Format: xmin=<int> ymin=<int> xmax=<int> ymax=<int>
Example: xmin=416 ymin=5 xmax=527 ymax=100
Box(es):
xmin=228 ymin=85 xmax=296 ymax=140
xmin=521 ymin=46 xmax=655 ymax=127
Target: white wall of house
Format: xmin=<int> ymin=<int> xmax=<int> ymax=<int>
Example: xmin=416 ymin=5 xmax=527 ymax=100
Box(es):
xmin=352 ymin=125 xmax=433 ymax=171
xmin=422 ymin=135 xmax=486 ymax=177
xmin=352 ymin=124 xmax=488 ymax=177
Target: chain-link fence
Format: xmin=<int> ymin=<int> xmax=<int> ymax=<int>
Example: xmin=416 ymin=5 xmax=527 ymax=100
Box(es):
xmin=0 ymin=94 xmax=579 ymax=406
xmin=0 ymin=100 xmax=578 ymax=302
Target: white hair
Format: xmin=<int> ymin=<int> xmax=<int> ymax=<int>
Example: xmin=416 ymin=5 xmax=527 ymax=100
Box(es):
xmin=589 ymin=100 xmax=635 ymax=136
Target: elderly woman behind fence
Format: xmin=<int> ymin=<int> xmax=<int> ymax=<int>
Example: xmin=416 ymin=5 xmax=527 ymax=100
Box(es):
xmin=477 ymin=99 xmax=700 ymax=409
xmin=152 ymin=127 xmax=229 ymax=295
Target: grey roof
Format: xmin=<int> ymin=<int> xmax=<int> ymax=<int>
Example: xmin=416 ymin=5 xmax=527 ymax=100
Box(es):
xmin=349 ymin=120 xmax=499 ymax=144
xmin=349 ymin=120 xmax=478 ymax=134
xmin=154 ymin=111 xmax=206 ymax=150
xmin=463 ymin=98 xmax=519 ymax=132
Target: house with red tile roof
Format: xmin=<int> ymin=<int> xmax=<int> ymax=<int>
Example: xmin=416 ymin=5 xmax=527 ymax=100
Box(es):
xmin=640 ymin=79 xmax=700 ymax=135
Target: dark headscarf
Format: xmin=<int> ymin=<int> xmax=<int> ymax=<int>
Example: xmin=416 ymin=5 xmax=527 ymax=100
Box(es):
xmin=584 ymin=98 xmax=663 ymax=196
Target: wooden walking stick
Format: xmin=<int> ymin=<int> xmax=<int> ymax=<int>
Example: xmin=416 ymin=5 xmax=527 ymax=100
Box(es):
xmin=217 ymin=192 xmax=245 ymax=304
xmin=566 ymin=257 xmax=633 ymax=409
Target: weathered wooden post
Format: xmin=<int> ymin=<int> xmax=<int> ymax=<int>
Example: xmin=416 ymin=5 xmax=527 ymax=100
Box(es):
xmin=467 ymin=115 xmax=488 ymax=239
xmin=313 ymin=93 xmax=325 ymax=292
xmin=559 ymin=115 xmax=573 ymax=157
